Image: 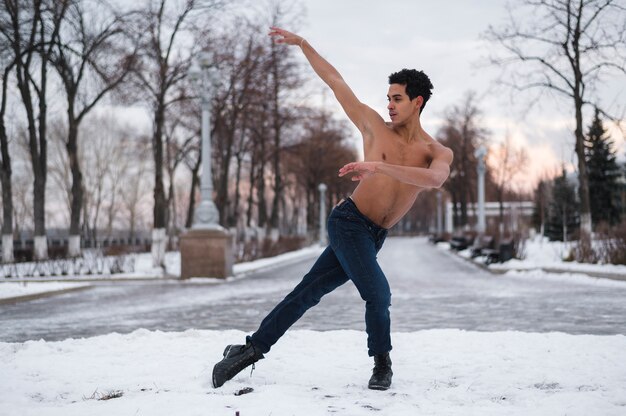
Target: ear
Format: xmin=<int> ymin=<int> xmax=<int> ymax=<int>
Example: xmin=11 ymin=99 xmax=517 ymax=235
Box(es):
xmin=413 ymin=96 xmax=423 ymax=112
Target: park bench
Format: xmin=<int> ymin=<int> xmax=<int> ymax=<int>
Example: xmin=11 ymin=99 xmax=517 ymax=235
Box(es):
xmin=483 ymin=238 xmax=515 ymax=265
xmin=470 ymin=235 xmax=495 ymax=258
xmin=449 ymin=234 xmax=475 ymax=251
xmin=428 ymin=234 xmax=446 ymax=244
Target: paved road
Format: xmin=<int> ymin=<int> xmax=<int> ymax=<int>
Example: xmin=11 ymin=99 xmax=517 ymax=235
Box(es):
xmin=1 ymin=237 xmax=625 ymax=342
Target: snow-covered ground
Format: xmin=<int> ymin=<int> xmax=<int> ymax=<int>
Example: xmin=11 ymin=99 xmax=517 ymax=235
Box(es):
xmin=2 ymin=237 xmax=626 ymax=415
xmin=449 ymin=236 xmax=626 ymax=279
xmin=0 ymin=245 xmax=323 ymax=301
xmin=0 ymin=282 xmax=91 ymax=301
xmin=1 ymin=329 xmax=624 ymax=416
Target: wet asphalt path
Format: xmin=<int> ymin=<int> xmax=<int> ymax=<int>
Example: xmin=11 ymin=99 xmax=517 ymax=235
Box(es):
xmin=1 ymin=237 xmax=625 ymax=342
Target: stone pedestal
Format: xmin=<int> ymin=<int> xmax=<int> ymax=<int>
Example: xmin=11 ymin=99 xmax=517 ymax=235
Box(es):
xmin=180 ymin=228 xmax=234 ymax=279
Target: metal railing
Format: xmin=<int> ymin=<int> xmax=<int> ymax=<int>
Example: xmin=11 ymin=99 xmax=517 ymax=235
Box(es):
xmin=0 ymin=251 xmax=136 ymax=279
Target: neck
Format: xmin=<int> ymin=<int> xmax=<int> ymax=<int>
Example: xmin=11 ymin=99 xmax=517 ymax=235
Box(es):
xmin=394 ymin=116 xmax=424 ymax=143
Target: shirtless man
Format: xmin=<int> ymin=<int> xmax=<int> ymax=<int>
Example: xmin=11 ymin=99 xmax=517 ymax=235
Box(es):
xmin=212 ymin=27 xmax=453 ymax=391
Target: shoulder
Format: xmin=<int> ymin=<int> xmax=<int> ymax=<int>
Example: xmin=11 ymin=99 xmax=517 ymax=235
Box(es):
xmin=430 ymin=140 xmax=453 ymax=165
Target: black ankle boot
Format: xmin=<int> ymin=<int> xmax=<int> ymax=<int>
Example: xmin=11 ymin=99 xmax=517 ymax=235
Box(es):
xmin=212 ymin=342 xmax=264 ymax=388
xmin=368 ymin=352 xmax=392 ymax=390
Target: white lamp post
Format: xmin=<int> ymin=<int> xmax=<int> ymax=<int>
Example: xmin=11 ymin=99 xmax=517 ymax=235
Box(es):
xmin=475 ymin=146 xmax=487 ymax=234
xmin=180 ymin=53 xmax=233 ymax=279
xmin=189 ymin=53 xmax=221 ymax=230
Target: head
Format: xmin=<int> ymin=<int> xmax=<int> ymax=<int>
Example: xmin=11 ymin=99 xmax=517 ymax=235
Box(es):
xmin=387 ymin=69 xmax=433 ymax=124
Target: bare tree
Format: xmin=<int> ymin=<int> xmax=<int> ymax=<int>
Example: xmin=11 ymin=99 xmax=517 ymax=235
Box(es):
xmin=487 ymin=133 xmax=529 ymax=236
xmin=74 ymin=113 xmax=137 ymax=245
xmin=46 ymin=119 xmax=72 ymax=223
xmin=0 ymin=0 xmax=70 ymax=259
xmin=49 ymin=0 xmax=137 ymax=256
xmin=266 ymin=5 xmax=303 ymax=238
xmin=438 ymin=92 xmax=489 ymax=230
xmin=210 ymin=27 xmax=265 ymax=228
xmin=0 ymin=21 xmax=14 ymax=261
xmin=485 ymin=0 xmax=626 ymax=238
xmin=163 ymin=116 xmax=198 ymax=246
xmin=119 ymin=134 xmax=152 ymax=242
xmin=12 ymin=168 xmax=32 ymax=238
xmin=283 ymin=110 xmax=357 ymax=231
xmin=130 ymin=0 xmax=220 ymax=267
xmin=246 ymin=101 xmax=270 ymax=230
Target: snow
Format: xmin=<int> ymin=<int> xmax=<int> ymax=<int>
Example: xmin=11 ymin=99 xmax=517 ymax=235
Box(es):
xmin=157 ymin=244 xmax=324 ymax=279
xmin=449 ymin=236 xmax=626 ymax=279
xmin=1 ymin=329 xmax=625 ymax=416
xmin=2 ymin=237 xmax=626 ymax=415
xmin=0 ymin=245 xmax=324 ymax=300
xmin=0 ymin=282 xmax=90 ymax=301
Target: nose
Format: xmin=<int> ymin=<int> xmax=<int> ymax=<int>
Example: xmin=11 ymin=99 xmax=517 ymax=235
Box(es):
xmin=387 ymin=101 xmax=394 ymax=110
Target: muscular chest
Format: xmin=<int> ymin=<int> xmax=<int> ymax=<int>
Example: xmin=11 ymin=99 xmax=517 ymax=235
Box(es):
xmin=367 ymin=138 xmax=433 ymax=168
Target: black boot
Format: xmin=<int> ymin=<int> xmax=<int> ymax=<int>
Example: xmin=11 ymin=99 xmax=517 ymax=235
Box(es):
xmin=368 ymin=352 xmax=392 ymax=390
xmin=212 ymin=342 xmax=264 ymax=388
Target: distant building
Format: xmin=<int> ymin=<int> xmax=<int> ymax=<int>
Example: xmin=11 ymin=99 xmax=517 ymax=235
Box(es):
xmin=445 ymin=201 xmax=534 ymax=234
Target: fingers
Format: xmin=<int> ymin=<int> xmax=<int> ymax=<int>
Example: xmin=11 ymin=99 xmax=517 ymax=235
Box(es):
xmin=268 ymin=27 xmax=302 ymax=46
xmin=338 ymin=163 xmax=355 ymax=177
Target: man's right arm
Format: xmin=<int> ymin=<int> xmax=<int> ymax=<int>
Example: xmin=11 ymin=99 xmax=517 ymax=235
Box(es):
xmin=269 ymin=27 xmax=383 ymax=138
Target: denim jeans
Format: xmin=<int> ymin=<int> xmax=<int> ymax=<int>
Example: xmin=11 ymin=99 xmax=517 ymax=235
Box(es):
xmin=248 ymin=198 xmax=391 ymax=356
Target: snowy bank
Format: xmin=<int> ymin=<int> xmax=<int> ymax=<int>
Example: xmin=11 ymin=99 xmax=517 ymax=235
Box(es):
xmin=441 ymin=236 xmax=626 ymax=280
xmin=1 ymin=329 xmax=625 ymax=416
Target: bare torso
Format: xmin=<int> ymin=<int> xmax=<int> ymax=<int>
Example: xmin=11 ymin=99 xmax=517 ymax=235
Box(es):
xmin=351 ymin=124 xmax=444 ymax=229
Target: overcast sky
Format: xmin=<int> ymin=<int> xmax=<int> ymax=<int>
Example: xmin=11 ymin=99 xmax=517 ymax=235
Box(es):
xmin=293 ymin=0 xmax=626 ymax=191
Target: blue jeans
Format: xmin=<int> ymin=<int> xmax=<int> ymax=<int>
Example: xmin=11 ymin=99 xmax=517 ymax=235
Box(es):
xmin=248 ymin=198 xmax=391 ymax=356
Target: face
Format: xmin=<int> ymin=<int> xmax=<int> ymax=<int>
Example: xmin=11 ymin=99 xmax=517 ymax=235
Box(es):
xmin=386 ymin=84 xmax=422 ymax=125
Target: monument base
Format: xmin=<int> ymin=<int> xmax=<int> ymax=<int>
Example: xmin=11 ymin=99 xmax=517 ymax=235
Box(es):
xmin=179 ymin=228 xmax=234 ymax=279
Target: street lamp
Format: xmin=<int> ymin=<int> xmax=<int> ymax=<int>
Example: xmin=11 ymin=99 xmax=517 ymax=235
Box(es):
xmin=189 ymin=52 xmax=221 ymax=230
xmin=179 ymin=52 xmax=233 ymax=279
xmin=475 ymin=146 xmax=487 ymax=234
xmin=318 ymin=183 xmax=327 ymax=246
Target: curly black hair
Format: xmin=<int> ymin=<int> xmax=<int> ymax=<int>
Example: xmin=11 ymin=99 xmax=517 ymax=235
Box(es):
xmin=388 ymin=69 xmax=433 ymax=114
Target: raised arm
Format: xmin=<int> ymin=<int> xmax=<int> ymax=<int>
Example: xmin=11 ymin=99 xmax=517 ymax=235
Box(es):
xmin=338 ymin=146 xmax=454 ymax=189
xmin=269 ymin=27 xmax=383 ymax=136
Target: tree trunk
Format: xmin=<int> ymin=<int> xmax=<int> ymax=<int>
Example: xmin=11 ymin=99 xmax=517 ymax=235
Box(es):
xmin=153 ymin=101 xmax=167 ymax=229
xmin=0 ymin=119 xmax=13 ymax=263
xmin=574 ymin=95 xmax=592 ymax=236
xmin=67 ymin=116 xmax=83 ymax=256
xmin=231 ymin=152 xmax=244 ymax=228
xmin=246 ymin=150 xmax=256 ymax=228
xmin=269 ymin=44 xmax=282 ymax=231
xmin=185 ymin=151 xmax=201 ymax=229
xmin=217 ymin=132 xmax=233 ymax=227
xmin=32 ymin=15 xmax=49 ymax=260
xmin=570 ymin=7 xmax=592 ymax=238
xmin=257 ymin=149 xmax=267 ymax=228
xmin=166 ymin=161 xmax=176 ymax=248
xmin=0 ymin=61 xmax=13 ymax=262
xmin=152 ymin=99 xmax=167 ymax=267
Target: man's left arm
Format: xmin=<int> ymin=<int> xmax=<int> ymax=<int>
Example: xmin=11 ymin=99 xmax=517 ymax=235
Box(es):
xmin=338 ymin=148 xmax=453 ymax=188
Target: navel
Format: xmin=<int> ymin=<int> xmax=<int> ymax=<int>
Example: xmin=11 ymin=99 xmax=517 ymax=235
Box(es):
xmin=382 ymin=153 xmax=386 ymax=161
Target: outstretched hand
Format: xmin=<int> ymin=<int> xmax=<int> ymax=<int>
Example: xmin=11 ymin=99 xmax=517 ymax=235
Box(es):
xmin=268 ymin=26 xmax=304 ymax=47
xmin=338 ymin=161 xmax=380 ymax=181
